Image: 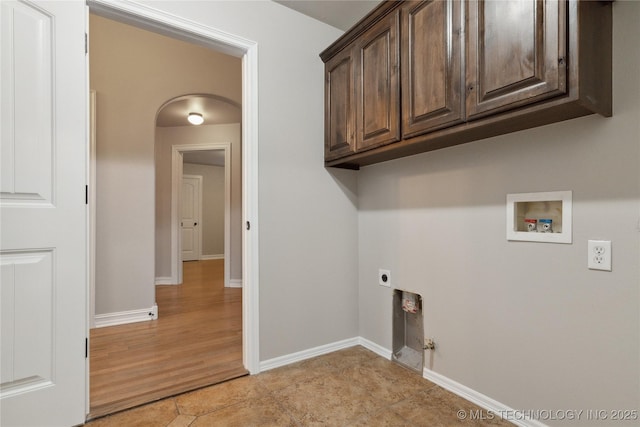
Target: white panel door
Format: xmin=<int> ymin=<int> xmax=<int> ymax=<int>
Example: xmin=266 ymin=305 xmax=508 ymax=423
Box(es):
xmin=0 ymin=1 xmax=87 ymax=425
xmin=181 ymin=175 xmax=202 ymax=261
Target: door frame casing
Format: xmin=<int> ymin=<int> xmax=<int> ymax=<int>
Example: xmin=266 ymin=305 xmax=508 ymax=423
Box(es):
xmin=89 ymin=90 xmax=97 ymax=330
xmin=173 ymin=145 xmax=230 ymax=286
xmin=87 ymin=0 xmax=261 ymax=380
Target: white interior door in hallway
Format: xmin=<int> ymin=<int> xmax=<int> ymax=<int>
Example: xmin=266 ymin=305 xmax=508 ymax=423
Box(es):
xmin=181 ymin=175 xmax=202 ymax=261
xmin=0 ymin=1 xmax=87 ymax=425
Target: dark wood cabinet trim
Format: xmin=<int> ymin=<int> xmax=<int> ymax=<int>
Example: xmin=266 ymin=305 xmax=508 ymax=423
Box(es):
xmin=326 ymin=93 xmax=595 ymax=169
xmin=573 ymin=0 xmax=612 ymax=117
xmin=320 ymin=1 xmax=401 ymax=62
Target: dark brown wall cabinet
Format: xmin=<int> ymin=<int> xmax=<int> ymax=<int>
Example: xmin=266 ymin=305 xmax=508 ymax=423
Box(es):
xmin=320 ymin=0 xmax=612 ymax=169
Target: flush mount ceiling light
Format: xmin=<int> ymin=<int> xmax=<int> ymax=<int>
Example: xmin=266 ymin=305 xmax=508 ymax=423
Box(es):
xmin=187 ymin=112 xmax=204 ymax=125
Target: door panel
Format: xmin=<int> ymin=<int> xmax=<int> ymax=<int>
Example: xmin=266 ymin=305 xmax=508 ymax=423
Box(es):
xmin=0 ymin=1 xmax=87 ymax=425
xmin=466 ymin=0 xmax=567 ymax=119
xmin=1 ymin=251 xmax=54 ymax=385
xmin=0 ymin=0 xmax=53 ymax=204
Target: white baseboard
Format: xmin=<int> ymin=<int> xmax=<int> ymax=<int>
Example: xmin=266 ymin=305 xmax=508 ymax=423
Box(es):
xmin=155 ymin=276 xmax=174 ymax=285
xmin=259 ymin=336 xmax=539 ymax=427
xmin=227 ymin=279 xmax=243 ymax=288
xmin=423 ymin=368 xmax=547 ymax=427
xmin=201 ymin=254 xmax=224 ymax=260
xmin=357 ymin=337 xmax=392 ymax=359
xmin=94 ymin=303 xmax=158 ymax=328
xmin=259 ymin=337 xmax=360 ymax=372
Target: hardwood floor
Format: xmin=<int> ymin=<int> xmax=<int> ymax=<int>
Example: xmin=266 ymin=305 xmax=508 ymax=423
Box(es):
xmin=88 ymin=260 xmax=247 ymax=419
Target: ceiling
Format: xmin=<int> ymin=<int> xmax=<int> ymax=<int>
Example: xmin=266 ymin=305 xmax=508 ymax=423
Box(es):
xmin=157 ymin=1 xmax=378 ymax=128
xmin=156 ymin=95 xmax=241 ymax=127
xmin=274 ymin=0 xmax=380 ymax=31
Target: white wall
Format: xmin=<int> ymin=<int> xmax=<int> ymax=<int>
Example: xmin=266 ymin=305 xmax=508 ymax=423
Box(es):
xmin=90 ymin=14 xmax=241 ymax=315
xmin=156 ymin=124 xmax=241 ymax=281
xmin=184 ymin=163 xmax=225 ymax=257
xmin=93 ymin=1 xmax=359 ymax=359
xmin=358 ymin=3 xmax=639 ymax=425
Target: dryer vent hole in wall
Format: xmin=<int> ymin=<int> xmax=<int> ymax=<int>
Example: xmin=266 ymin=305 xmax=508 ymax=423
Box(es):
xmin=392 ymin=290 xmax=423 ymax=373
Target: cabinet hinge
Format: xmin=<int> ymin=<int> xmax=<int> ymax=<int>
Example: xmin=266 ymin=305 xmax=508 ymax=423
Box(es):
xmin=85 ymin=338 xmax=88 ymax=358
xmin=246 ymin=221 xmax=251 ymax=231
xmin=85 ymin=33 xmax=88 ymax=54
xmin=85 ymin=185 xmax=88 ymax=205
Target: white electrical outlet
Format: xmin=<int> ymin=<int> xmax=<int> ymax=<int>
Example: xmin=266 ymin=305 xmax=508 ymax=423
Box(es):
xmin=588 ymin=240 xmax=611 ymax=271
xmin=378 ymin=269 xmax=391 ymax=287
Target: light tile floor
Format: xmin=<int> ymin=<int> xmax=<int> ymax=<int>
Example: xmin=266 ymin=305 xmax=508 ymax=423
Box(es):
xmin=85 ymin=346 xmax=513 ymax=426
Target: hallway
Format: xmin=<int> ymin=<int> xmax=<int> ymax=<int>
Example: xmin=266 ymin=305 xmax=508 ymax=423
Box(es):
xmin=89 ymin=260 xmax=246 ymax=419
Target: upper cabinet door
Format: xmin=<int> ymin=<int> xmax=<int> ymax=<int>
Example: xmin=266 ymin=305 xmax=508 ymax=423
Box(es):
xmin=401 ymin=0 xmax=464 ymax=139
xmin=466 ymin=0 xmax=567 ymax=119
xmin=325 ymin=47 xmax=356 ymax=161
xmin=355 ymin=10 xmax=401 ymax=151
